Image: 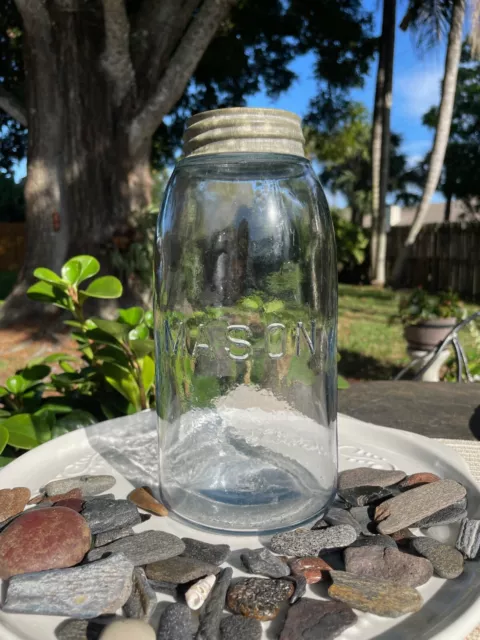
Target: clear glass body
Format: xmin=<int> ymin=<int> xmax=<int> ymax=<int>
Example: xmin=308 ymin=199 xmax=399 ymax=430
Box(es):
xmin=155 ymin=153 xmax=337 ymax=534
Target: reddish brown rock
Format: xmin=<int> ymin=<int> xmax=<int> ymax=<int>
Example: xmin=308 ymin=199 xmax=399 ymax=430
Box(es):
xmin=289 ymin=557 xmax=333 ymax=584
xmin=28 ymin=494 xmax=45 ymax=506
xmin=55 ymin=498 xmax=84 ymax=512
xmin=389 ymin=528 xmax=415 ymax=545
xmin=0 ymin=506 xmax=91 ymax=579
xmin=399 ymin=473 xmax=441 ymax=490
xmin=42 ymin=489 xmax=83 ymax=504
xmin=0 ymin=488 xmax=31 ymax=523
xmin=128 ymin=487 xmax=168 ymax=517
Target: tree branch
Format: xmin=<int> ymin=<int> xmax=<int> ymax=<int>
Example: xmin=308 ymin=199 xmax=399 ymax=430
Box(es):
xmin=0 ymin=86 xmax=28 ymax=127
xmin=129 ymin=0 xmax=237 ymax=154
xmin=101 ymin=0 xmax=135 ymax=106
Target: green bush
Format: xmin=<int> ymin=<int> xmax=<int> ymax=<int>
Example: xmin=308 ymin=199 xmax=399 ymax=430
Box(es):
xmin=331 ymin=209 xmax=368 ymax=273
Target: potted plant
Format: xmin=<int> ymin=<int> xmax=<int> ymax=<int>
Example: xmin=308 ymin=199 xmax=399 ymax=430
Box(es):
xmin=396 ymin=288 xmax=464 ymax=351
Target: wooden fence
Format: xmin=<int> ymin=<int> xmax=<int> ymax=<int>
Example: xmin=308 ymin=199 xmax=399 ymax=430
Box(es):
xmin=387 ymin=222 xmax=480 ymax=301
xmin=0 ymin=223 xmax=25 ymax=271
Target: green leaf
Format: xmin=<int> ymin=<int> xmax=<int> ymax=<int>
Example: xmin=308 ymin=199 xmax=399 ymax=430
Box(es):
xmin=337 ymin=375 xmax=350 ymax=390
xmin=130 ymin=339 xmax=155 ymax=357
xmin=144 ymin=311 xmax=154 ymax=329
xmin=6 ymin=374 xmax=28 ymax=395
xmin=140 ymin=355 xmax=155 ymax=394
xmin=95 ymin=345 xmax=130 ymax=368
xmin=0 ymin=409 xmax=11 ymax=418
xmin=2 ymin=414 xmax=39 ymax=450
xmin=128 ymin=324 xmax=149 ymax=341
xmin=60 ymin=361 xmax=77 ymax=373
xmin=0 ymin=426 xmax=9 ymax=454
xmin=101 ymin=362 xmax=141 ymax=409
xmin=61 ymin=260 xmax=82 ymax=285
xmin=36 ymin=402 xmax=73 ymax=415
xmin=38 ymin=353 xmax=75 ymax=364
xmin=22 ymin=365 xmax=51 ymax=384
xmin=0 ymin=386 xmax=8 ymax=397
xmin=0 ymin=456 xmax=14 ymax=468
xmin=82 ymin=276 xmax=123 ymax=299
xmin=91 ymin=317 xmax=129 ymax=339
xmin=33 ymin=410 xmax=54 ymax=444
xmin=33 ymin=268 xmax=66 ymax=287
xmin=27 ymin=281 xmax=71 ymax=309
xmin=118 ymin=307 xmax=144 ymax=326
xmin=52 ymin=410 xmax=97 ymax=438
xmin=68 ymin=255 xmax=100 ymax=284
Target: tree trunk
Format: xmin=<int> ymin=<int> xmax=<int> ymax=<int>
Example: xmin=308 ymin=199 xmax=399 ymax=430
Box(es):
xmin=444 ymin=194 xmax=453 ymax=222
xmin=391 ymin=0 xmax=466 ymax=286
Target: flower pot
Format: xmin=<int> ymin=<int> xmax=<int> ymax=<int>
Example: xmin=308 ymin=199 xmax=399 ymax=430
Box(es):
xmin=404 ymin=317 xmax=458 ymax=351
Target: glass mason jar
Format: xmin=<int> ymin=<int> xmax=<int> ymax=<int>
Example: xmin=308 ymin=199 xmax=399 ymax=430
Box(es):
xmin=155 ymin=108 xmax=337 ymax=534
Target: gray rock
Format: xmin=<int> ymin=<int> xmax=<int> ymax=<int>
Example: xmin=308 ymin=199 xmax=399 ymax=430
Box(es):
xmin=338 ymin=486 xmax=395 ymax=507
xmin=344 ymin=546 xmax=433 ymax=587
xmin=196 ymin=567 xmax=233 ymax=640
xmin=241 ymin=548 xmax=290 ymax=578
xmin=145 ymin=556 xmax=221 ymax=584
xmin=157 ymin=603 xmax=194 ymax=640
xmin=338 ymin=468 xmax=406 ymax=491
xmin=147 ymin=580 xmax=178 ymax=596
xmin=55 ymin=618 xmax=110 ymax=640
xmin=220 ymin=615 xmax=262 ymax=640
xmin=411 ymin=537 xmax=464 ymax=579
xmin=94 ymin=526 xmax=134 ymax=548
xmin=350 ymin=534 xmax=398 ymax=550
xmin=284 ymin=574 xmax=307 ymax=604
xmin=329 ymin=570 xmax=423 ymax=617
xmin=123 ymin=568 xmax=157 ymax=621
xmin=375 ymin=479 xmax=467 ymax=535
xmin=311 ymin=518 xmax=329 ymax=530
xmin=4 ymin=554 xmax=134 ymax=618
xmin=84 ymin=494 xmax=116 ymax=502
xmin=456 ymin=518 xmax=480 ymax=559
xmin=82 ymin=499 xmax=141 ymax=534
xmin=227 ymin=578 xmax=294 ymax=621
xmin=45 ymin=476 xmax=116 ymax=497
xmin=181 ymin=538 xmax=230 ymax=566
xmin=324 ymin=507 xmax=362 ymax=535
xmin=87 ymin=530 xmax=184 ymax=565
xmin=349 ymin=506 xmax=376 ymax=536
xmin=270 ymin=525 xmax=357 ymax=557
xmin=413 ymin=499 xmax=468 ymax=528
xmin=280 ymin=598 xmax=357 ymax=640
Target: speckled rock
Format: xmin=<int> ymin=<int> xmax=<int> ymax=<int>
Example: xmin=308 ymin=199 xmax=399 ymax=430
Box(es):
xmin=227 ymin=578 xmax=294 ymax=621
xmin=81 ymin=499 xmax=141 ymax=534
xmin=100 ymin=620 xmax=156 ymax=640
xmin=4 ymin=553 xmax=134 ymax=618
xmin=413 ymin=499 xmax=468 ymax=528
xmin=123 ymin=567 xmax=157 ymax=621
xmin=280 ymin=598 xmax=357 ymax=640
xmin=324 ymin=507 xmax=362 ymax=535
xmin=389 ymin=528 xmax=416 ymax=545
xmin=145 ymin=555 xmax=221 ymax=584
xmin=350 ymin=534 xmax=397 ymax=550
xmin=241 ymin=548 xmax=290 ymax=578
xmin=338 ymin=486 xmax=395 ymax=507
xmin=270 ymin=525 xmax=357 ymax=556
xmin=289 ymin=557 xmax=332 ymax=584
xmin=0 ymin=487 xmax=31 ymax=523
xmin=338 ymin=468 xmax=406 ymax=491
xmin=55 ymin=618 xmax=110 ymax=640
xmin=328 ymin=570 xmax=423 ymax=617
xmin=127 ymin=487 xmax=168 ymax=517
xmin=411 ymin=537 xmax=464 ymax=579
xmin=45 ymin=475 xmax=115 ymax=497
xmin=196 ymin=567 xmax=233 ymax=640
xmin=181 ymin=537 xmax=230 ymax=565
xmin=87 ymin=530 xmax=184 ymax=565
xmin=157 ymin=603 xmax=194 ymax=640
xmin=0 ymin=506 xmax=91 ymax=579
xmin=456 ymin=518 xmax=480 ymax=559
xmin=344 ymin=545 xmax=433 ymax=587
xmin=94 ymin=525 xmax=134 ymax=547
xmin=220 ymin=615 xmax=262 ymax=640
xmin=398 ymin=473 xmax=441 ymax=490
xmin=375 ymin=479 xmax=466 ymax=534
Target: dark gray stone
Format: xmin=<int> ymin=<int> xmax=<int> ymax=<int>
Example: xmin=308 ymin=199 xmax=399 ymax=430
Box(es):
xmin=196 ymin=567 xmax=233 ymax=640
xmin=4 ymin=554 xmax=134 ymax=618
xmin=220 ymin=615 xmax=262 ymax=640
xmin=94 ymin=526 xmax=134 ymax=548
xmin=284 ymin=574 xmax=307 ymax=604
xmin=270 ymin=525 xmax=357 ymax=557
xmin=227 ymin=578 xmax=294 ymax=621
xmin=87 ymin=530 xmax=184 ymax=565
xmin=280 ymin=598 xmax=357 ymax=640
xmin=45 ymin=476 xmax=116 ymax=497
xmin=324 ymin=507 xmax=362 ymax=535
xmin=123 ymin=568 xmax=157 ymax=621
xmin=241 ymin=548 xmax=290 ymax=578
xmin=350 ymin=535 xmax=398 ymax=550
xmin=411 ymin=537 xmax=464 ymax=579
xmin=338 ymin=486 xmax=394 ymax=507
xmin=338 ymin=468 xmax=406 ymax=491
xmin=344 ymin=546 xmax=433 ymax=587
xmin=157 ymin=603 xmax=194 ymax=640
xmin=413 ymin=499 xmax=468 ymax=528
xmin=311 ymin=518 xmax=329 ymax=530
xmin=456 ymin=518 xmax=480 ymax=559
xmin=55 ymin=618 xmax=110 ymax=640
xmin=147 ymin=580 xmax=178 ymax=596
xmin=181 ymin=538 xmax=230 ymax=566
xmin=81 ymin=499 xmax=141 ymax=534
xmin=145 ymin=556 xmax=221 ymax=584
xmin=84 ymin=494 xmax=116 ymax=502
xmin=349 ymin=506 xmax=377 ymax=536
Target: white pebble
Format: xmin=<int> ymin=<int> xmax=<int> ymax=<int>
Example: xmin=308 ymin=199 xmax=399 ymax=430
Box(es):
xmin=100 ymin=619 xmax=156 ymax=640
xmin=185 ymin=573 xmax=216 ymax=610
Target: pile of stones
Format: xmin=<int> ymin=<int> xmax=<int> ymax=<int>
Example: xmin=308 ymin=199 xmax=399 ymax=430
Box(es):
xmin=0 ymin=466 xmax=478 ymax=640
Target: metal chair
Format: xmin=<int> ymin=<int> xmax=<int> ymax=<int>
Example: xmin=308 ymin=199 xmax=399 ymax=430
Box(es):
xmin=394 ymin=311 xmax=480 ymax=382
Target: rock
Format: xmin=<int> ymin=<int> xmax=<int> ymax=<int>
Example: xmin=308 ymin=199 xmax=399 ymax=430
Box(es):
xmin=55 ymin=498 xmax=84 ymax=513
xmin=375 ymin=479 xmax=466 ymax=534
xmin=157 ymin=603 xmax=194 ymax=640
xmin=220 ymin=615 xmax=262 ymax=640
xmin=411 ymin=537 xmax=464 ymax=579
xmin=413 ymin=499 xmax=468 ymax=528
xmin=270 ymin=525 xmax=357 ymax=556
xmin=44 ymin=489 xmax=83 ymax=504
xmin=84 ymin=494 xmax=116 ymax=502
xmin=196 ymin=567 xmax=233 ymax=640
xmin=227 ymin=578 xmax=294 ymax=621
xmin=389 ymin=528 xmax=416 ymax=545
xmin=4 ymin=553 xmax=134 ymax=618
xmin=87 ymin=530 xmax=184 ymax=565
xmin=338 ymin=486 xmax=395 ymax=507
xmin=324 ymin=507 xmax=362 ymax=535
xmin=398 ymin=472 xmax=441 ymax=490
xmin=0 ymin=487 xmax=31 ymax=523
xmin=241 ymin=548 xmax=290 ymax=578
xmin=28 ymin=494 xmax=45 ymax=505
xmin=456 ymin=518 xmax=480 ymax=559
xmin=147 ymin=579 xmax=178 ymax=596
xmin=0 ymin=506 xmax=91 ymax=579
xmin=349 ymin=506 xmax=376 ymax=535
xmin=350 ymin=535 xmax=398 ymax=550
xmin=284 ymin=574 xmax=307 ymax=603
xmin=328 ymin=570 xmax=423 ymax=617
xmin=55 ymin=618 xmax=110 ymax=640
xmin=280 ymin=598 xmax=357 ymax=640
xmin=181 ymin=538 xmax=230 ymax=566
xmin=94 ymin=525 xmax=134 ymax=547
xmin=127 ymin=487 xmax=168 ymax=517
xmin=344 ymin=546 xmax=433 ymax=587
xmin=185 ymin=574 xmax=216 ymax=610
xmin=100 ymin=620 xmax=156 ymax=640
xmin=45 ymin=475 xmax=115 ymax=497
xmin=289 ymin=557 xmax=333 ymax=584
xmin=145 ymin=556 xmax=221 ymax=584
xmin=81 ymin=498 xmax=141 ymax=534
xmin=123 ymin=567 xmax=157 ymax=621
xmin=338 ymin=468 xmax=406 ymax=490
xmin=311 ymin=518 xmax=329 ymax=530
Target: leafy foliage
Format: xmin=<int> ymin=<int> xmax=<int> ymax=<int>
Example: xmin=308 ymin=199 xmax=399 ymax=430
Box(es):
xmin=331 ymin=209 xmax=369 ymax=273
xmin=395 ymin=287 xmax=464 ymax=326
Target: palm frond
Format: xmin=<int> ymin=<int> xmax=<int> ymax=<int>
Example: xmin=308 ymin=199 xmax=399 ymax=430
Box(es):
xmin=400 ymin=0 xmax=453 ymax=49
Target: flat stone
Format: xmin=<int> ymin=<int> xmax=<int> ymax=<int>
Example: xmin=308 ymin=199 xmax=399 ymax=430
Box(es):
xmin=123 ymin=567 xmax=157 ymax=621
xmin=0 ymin=506 xmax=91 ymax=579
xmin=4 ymin=553 xmax=134 ymax=618
xmin=280 ymin=598 xmax=357 ymax=640
xmin=87 ymin=530 xmax=184 ymax=565
xmin=456 ymin=519 xmax=480 ymax=559
xmin=411 ymin=537 xmax=464 ymax=579
xmin=270 ymin=525 xmax=357 ymax=556
xmin=45 ymin=475 xmax=115 ymax=497
xmin=311 ymin=518 xmax=329 ymax=529
xmin=220 ymin=615 xmax=262 ymax=640
xmin=375 ymin=479 xmax=466 ymax=535
xmin=241 ymin=548 xmax=290 ymax=578
xmin=147 ymin=579 xmax=178 ymax=596
xmin=0 ymin=487 xmax=31 ymax=523
xmin=55 ymin=618 xmax=110 ymax=640
xmin=344 ymin=546 xmax=433 ymax=587
xmin=324 ymin=507 xmax=362 ymax=535
xmin=329 ymin=570 xmax=423 ymax=617
xmin=398 ymin=472 xmax=441 ymax=490
xmin=289 ymin=557 xmax=332 ymax=584
xmin=181 ymin=537 xmax=230 ymax=565
xmin=94 ymin=525 xmax=134 ymax=547
xmin=84 ymin=494 xmax=116 ymax=502
xmin=55 ymin=498 xmax=84 ymax=513
xmin=227 ymin=578 xmax=294 ymax=621
xmin=284 ymin=574 xmax=307 ymax=603
xmin=413 ymin=499 xmax=468 ymax=528
xmin=338 ymin=468 xmax=406 ymax=491
xmin=81 ymin=499 xmax=141 ymax=534
xmin=338 ymin=486 xmax=395 ymax=507
xmin=127 ymin=487 xmax=168 ymax=517
xmin=43 ymin=489 xmax=83 ymax=504
xmin=99 ymin=620 xmax=156 ymax=640
xmin=196 ymin=567 xmax=233 ymax=640
xmin=145 ymin=556 xmax=221 ymax=584
xmin=350 ymin=535 xmax=398 ymax=550
xmin=349 ymin=506 xmax=377 ymax=535
xmin=157 ymin=603 xmax=194 ymax=640
xmin=389 ymin=528 xmax=416 ymax=545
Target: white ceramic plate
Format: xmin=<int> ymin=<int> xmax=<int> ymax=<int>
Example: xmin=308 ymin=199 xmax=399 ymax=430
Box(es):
xmin=0 ymin=411 xmax=479 ymax=640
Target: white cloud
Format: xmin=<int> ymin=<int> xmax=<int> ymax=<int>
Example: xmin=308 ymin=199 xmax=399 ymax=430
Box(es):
xmin=395 ymin=65 xmax=443 ymax=117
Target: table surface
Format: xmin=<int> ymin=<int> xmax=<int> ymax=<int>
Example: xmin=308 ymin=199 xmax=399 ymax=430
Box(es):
xmin=339 ymin=380 xmax=480 ymax=441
